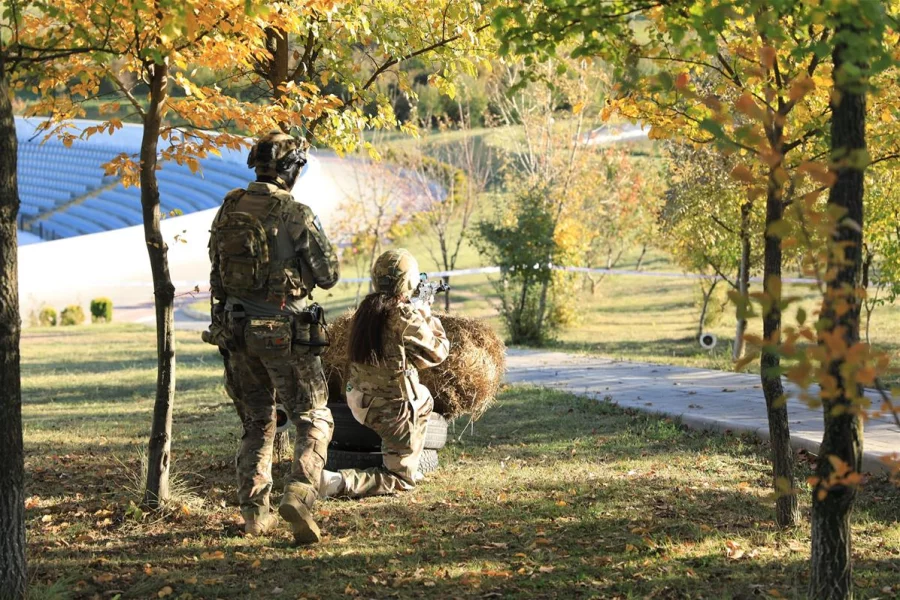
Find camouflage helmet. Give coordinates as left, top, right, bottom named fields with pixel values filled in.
left=247, top=130, right=308, bottom=180
left=371, top=249, right=420, bottom=296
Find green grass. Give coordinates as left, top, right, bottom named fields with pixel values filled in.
left=20, top=325, right=900, bottom=599
left=191, top=241, right=900, bottom=382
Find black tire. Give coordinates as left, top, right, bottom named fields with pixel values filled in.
left=329, top=403, right=382, bottom=451
left=325, top=448, right=439, bottom=475
left=329, top=404, right=449, bottom=452
left=423, top=413, right=448, bottom=450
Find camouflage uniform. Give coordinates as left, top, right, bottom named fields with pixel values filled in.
left=208, top=132, right=340, bottom=532
left=340, top=250, right=450, bottom=497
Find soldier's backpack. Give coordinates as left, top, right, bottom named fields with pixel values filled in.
left=212, top=191, right=283, bottom=298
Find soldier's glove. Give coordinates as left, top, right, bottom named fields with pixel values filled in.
left=202, top=300, right=234, bottom=351
left=211, top=300, right=226, bottom=329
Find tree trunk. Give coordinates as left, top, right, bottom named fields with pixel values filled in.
left=266, top=28, right=290, bottom=103
left=535, top=275, right=550, bottom=344
left=697, top=277, right=719, bottom=339
left=861, top=251, right=873, bottom=345
left=733, top=202, right=752, bottom=360
left=443, top=275, right=451, bottom=312
left=274, top=430, right=291, bottom=465
left=635, top=244, right=647, bottom=271
left=809, top=26, right=866, bottom=599
left=761, top=150, right=800, bottom=530
left=142, top=59, right=177, bottom=509
left=0, top=66, right=27, bottom=600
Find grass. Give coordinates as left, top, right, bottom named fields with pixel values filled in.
left=21, top=325, right=900, bottom=599
left=190, top=243, right=900, bottom=383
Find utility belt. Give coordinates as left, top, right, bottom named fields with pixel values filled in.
left=226, top=303, right=329, bottom=357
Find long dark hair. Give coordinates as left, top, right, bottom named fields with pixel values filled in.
left=348, top=292, right=399, bottom=364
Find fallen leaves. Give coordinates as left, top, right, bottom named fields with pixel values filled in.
left=725, top=540, right=760, bottom=561
left=157, top=586, right=173, bottom=598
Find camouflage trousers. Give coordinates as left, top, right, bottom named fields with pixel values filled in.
left=340, top=391, right=434, bottom=497
left=224, top=340, right=333, bottom=520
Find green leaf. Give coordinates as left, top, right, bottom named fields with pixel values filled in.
left=699, top=118, right=726, bottom=141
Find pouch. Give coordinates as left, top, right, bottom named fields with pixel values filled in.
left=346, top=386, right=372, bottom=425
left=244, top=317, right=292, bottom=359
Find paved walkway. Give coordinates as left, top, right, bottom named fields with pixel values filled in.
left=505, top=349, right=899, bottom=475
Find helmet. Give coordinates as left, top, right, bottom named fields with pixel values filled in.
left=371, top=249, right=420, bottom=296
left=247, top=130, right=308, bottom=181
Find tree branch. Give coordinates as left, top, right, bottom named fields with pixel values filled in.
left=783, top=127, right=823, bottom=153
left=873, top=378, right=900, bottom=430
left=107, top=68, right=147, bottom=119
left=702, top=253, right=738, bottom=289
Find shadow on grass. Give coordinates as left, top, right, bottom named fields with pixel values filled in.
left=23, top=382, right=900, bottom=599
left=27, top=474, right=900, bottom=599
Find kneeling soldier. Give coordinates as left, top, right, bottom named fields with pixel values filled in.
left=319, top=249, right=450, bottom=498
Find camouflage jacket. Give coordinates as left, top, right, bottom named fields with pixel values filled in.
left=349, top=303, right=450, bottom=399
left=209, top=181, right=340, bottom=316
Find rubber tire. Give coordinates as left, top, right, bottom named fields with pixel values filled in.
left=325, top=448, right=439, bottom=475
left=423, top=413, right=448, bottom=450
left=329, top=403, right=382, bottom=451
left=329, top=403, right=449, bottom=452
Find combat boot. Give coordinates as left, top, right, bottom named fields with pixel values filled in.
left=319, top=470, right=345, bottom=499
left=278, top=492, right=321, bottom=545
left=244, top=512, right=278, bottom=536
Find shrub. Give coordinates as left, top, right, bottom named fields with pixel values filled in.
left=38, top=307, right=57, bottom=327
left=60, top=305, right=86, bottom=326
left=90, top=297, right=114, bottom=323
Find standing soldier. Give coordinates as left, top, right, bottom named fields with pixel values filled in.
left=206, top=131, right=339, bottom=544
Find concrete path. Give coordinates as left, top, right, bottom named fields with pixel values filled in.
left=505, top=349, right=899, bottom=475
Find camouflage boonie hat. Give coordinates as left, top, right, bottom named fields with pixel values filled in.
left=372, top=249, right=420, bottom=296
left=247, top=130, right=309, bottom=178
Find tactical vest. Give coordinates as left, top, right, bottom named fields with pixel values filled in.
left=211, top=185, right=307, bottom=305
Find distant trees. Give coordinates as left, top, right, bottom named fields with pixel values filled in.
left=476, top=58, right=657, bottom=343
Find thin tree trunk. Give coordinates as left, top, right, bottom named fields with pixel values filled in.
left=142, top=59, right=177, bottom=509
left=0, top=66, right=27, bottom=600
left=274, top=429, right=291, bottom=464
left=862, top=251, right=874, bottom=345
left=761, top=152, right=799, bottom=530
left=535, top=276, right=550, bottom=343
left=697, top=278, right=719, bottom=339
left=635, top=244, right=647, bottom=271
left=514, top=274, right=530, bottom=343
left=809, top=26, right=866, bottom=599
left=733, top=202, right=752, bottom=360
left=443, top=275, right=450, bottom=312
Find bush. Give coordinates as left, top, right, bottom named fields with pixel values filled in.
left=60, top=305, right=86, bottom=326
left=90, top=297, right=114, bottom=323
left=38, top=307, right=57, bottom=327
